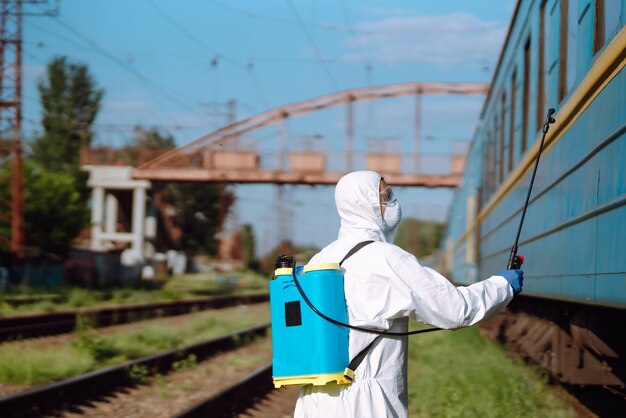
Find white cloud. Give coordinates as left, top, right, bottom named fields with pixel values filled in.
left=342, top=13, right=507, bottom=67
left=360, top=6, right=416, bottom=18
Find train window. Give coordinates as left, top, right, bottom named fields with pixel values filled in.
left=491, top=118, right=497, bottom=192
left=566, top=0, right=578, bottom=93
left=537, top=1, right=546, bottom=131
left=483, top=131, right=491, bottom=201
left=499, top=94, right=506, bottom=180
left=484, top=127, right=495, bottom=198
left=547, top=0, right=559, bottom=109
left=558, top=0, right=568, bottom=102
left=510, top=69, right=517, bottom=169
left=493, top=112, right=500, bottom=188
left=522, top=38, right=531, bottom=153
left=594, top=0, right=605, bottom=53
left=492, top=117, right=498, bottom=190
left=575, top=2, right=594, bottom=86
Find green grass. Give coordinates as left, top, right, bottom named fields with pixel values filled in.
left=406, top=324, right=575, bottom=418
left=0, top=287, right=110, bottom=315
left=107, top=287, right=185, bottom=305
left=0, top=303, right=270, bottom=386
left=0, top=270, right=269, bottom=315
left=162, top=270, right=268, bottom=296
left=0, top=345, right=96, bottom=385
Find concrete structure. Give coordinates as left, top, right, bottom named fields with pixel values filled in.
left=203, top=150, right=259, bottom=170
left=84, top=165, right=151, bottom=263
left=289, top=152, right=325, bottom=172
left=366, top=153, right=402, bottom=175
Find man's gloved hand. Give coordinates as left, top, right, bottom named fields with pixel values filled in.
left=498, top=269, right=524, bottom=295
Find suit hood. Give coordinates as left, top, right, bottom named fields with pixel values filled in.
left=335, top=171, right=387, bottom=242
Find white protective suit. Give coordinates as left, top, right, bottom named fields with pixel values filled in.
left=294, top=171, right=514, bottom=418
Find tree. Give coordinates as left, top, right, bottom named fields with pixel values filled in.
left=130, top=126, right=176, bottom=149
left=0, top=162, right=90, bottom=256
left=2, top=57, right=102, bottom=256
left=123, top=127, right=234, bottom=256
left=260, top=240, right=296, bottom=274
left=121, top=127, right=176, bottom=166
left=258, top=241, right=320, bottom=275
left=31, top=56, right=104, bottom=173
left=158, top=182, right=235, bottom=256
left=393, top=218, right=445, bottom=259
left=240, top=224, right=259, bottom=270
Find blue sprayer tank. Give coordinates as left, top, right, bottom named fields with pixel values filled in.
left=270, top=255, right=352, bottom=388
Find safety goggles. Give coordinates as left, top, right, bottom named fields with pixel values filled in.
left=379, top=185, right=396, bottom=206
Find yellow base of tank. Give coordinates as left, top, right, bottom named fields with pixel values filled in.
left=273, top=368, right=354, bottom=388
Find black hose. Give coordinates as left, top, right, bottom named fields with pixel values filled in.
left=291, top=265, right=442, bottom=336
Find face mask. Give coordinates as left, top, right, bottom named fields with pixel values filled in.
left=382, top=200, right=402, bottom=233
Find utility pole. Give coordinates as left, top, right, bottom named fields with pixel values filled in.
left=226, top=98, right=237, bottom=148
left=0, top=0, right=57, bottom=259
left=226, top=99, right=236, bottom=126
left=414, top=87, right=422, bottom=174
left=345, top=95, right=354, bottom=172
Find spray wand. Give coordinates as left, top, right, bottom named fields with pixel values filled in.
left=506, top=108, right=556, bottom=269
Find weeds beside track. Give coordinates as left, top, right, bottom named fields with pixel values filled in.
left=0, top=294, right=268, bottom=341
left=0, top=324, right=270, bottom=417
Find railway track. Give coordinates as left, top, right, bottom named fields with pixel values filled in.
left=174, top=364, right=299, bottom=418
left=0, top=323, right=270, bottom=417
left=3, top=314, right=607, bottom=417
left=0, top=295, right=68, bottom=306
left=176, top=361, right=623, bottom=418
left=0, top=294, right=268, bottom=341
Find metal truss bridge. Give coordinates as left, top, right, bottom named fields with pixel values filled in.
left=116, top=82, right=488, bottom=187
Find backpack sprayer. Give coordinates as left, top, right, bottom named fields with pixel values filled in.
left=270, top=109, right=556, bottom=388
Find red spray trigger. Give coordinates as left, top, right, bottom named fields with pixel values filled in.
left=512, top=255, right=524, bottom=269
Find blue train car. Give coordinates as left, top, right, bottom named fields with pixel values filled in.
left=443, top=0, right=626, bottom=386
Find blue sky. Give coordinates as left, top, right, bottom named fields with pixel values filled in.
left=22, top=0, right=516, bottom=255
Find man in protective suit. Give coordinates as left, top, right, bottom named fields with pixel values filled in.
left=294, top=171, right=523, bottom=418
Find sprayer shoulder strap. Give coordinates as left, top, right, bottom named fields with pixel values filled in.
left=338, top=240, right=375, bottom=266
left=346, top=335, right=383, bottom=379
left=337, top=239, right=379, bottom=381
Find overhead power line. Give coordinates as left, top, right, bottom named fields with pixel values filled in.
left=337, top=0, right=372, bottom=85
left=146, top=0, right=245, bottom=69
left=147, top=0, right=274, bottom=113
left=147, top=0, right=271, bottom=116
left=207, top=0, right=505, bottom=35
left=286, top=0, right=339, bottom=91
left=27, top=19, right=100, bottom=50
left=207, top=0, right=351, bottom=33
left=25, top=23, right=211, bottom=112
left=32, top=4, right=202, bottom=116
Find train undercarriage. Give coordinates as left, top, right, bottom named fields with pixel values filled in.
left=480, top=296, right=626, bottom=388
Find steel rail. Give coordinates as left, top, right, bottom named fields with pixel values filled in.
left=0, top=293, right=269, bottom=341
left=0, top=295, right=66, bottom=306
left=0, top=323, right=270, bottom=418
left=172, top=363, right=275, bottom=418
